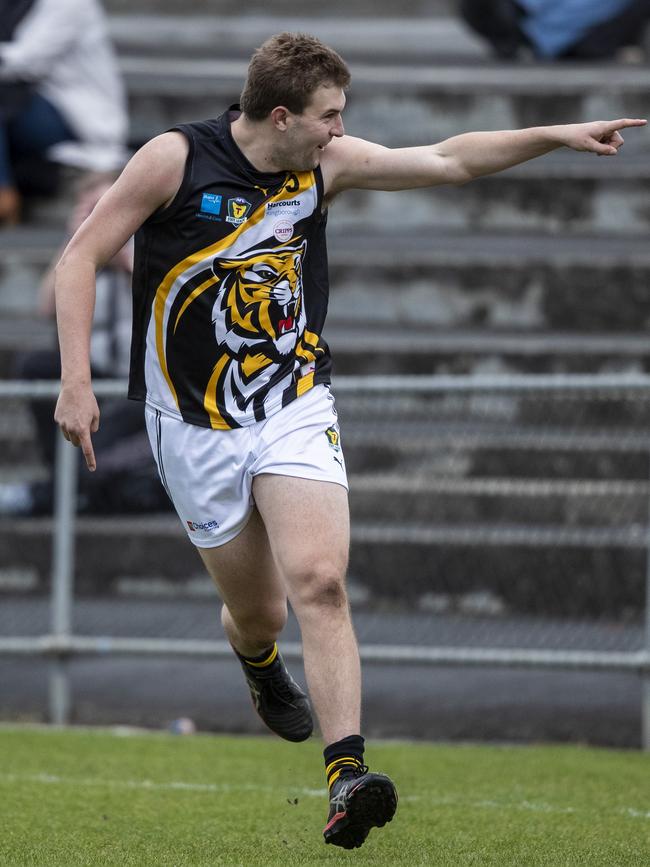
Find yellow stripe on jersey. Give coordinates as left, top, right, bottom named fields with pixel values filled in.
left=241, top=352, right=273, bottom=378
left=296, top=371, right=315, bottom=396
left=203, top=354, right=230, bottom=429
left=153, top=172, right=316, bottom=411
left=295, top=328, right=323, bottom=364
left=173, top=274, right=219, bottom=334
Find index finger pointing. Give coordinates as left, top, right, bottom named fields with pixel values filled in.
left=609, top=118, right=647, bottom=130
left=80, top=431, right=96, bottom=472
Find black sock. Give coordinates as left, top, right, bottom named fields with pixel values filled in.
left=235, top=643, right=277, bottom=668
left=324, top=734, right=365, bottom=788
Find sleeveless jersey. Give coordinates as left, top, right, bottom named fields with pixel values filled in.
left=129, top=107, right=332, bottom=430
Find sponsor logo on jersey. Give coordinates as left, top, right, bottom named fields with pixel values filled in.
left=267, top=199, right=302, bottom=216
left=197, top=192, right=223, bottom=221
left=273, top=219, right=294, bottom=243
left=226, top=197, right=252, bottom=225
left=186, top=519, right=220, bottom=532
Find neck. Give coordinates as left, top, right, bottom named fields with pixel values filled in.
left=230, top=114, right=283, bottom=173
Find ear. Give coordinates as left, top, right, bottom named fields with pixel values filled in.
left=270, top=106, right=292, bottom=131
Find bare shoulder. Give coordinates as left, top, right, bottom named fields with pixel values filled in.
left=320, top=135, right=386, bottom=198
left=60, top=132, right=191, bottom=267
left=115, top=131, right=190, bottom=210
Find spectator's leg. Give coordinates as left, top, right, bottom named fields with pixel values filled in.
left=8, top=91, right=77, bottom=157
left=562, top=0, right=649, bottom=58
left=459, top=0, right=528, bottom=59
left=0, top=122, right=21, bottom=223
left=7, top=92, right=77, bottom=197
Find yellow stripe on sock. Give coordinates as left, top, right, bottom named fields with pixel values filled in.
left=325, top=756, right=361, bottom=776
left=244, top=643, right=278, bottom=668
left=328, top=768, right=344, bottom=787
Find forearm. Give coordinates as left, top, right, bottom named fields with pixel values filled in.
left=54, top=254, right=97, bottom=386
left=438, top=126, right=565, bottom=183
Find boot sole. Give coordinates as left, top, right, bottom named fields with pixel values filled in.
left=324, top=776, right=397, bottom=849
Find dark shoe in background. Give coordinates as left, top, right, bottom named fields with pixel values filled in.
left=459, top=0, right=529, bottom=59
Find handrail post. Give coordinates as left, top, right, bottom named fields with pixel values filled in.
left=48, top=433, right=78, bottom=725
left=641, top=503, right=650, bottom=750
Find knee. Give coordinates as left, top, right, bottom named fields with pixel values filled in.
left=288, top=561, right=349, bottom=613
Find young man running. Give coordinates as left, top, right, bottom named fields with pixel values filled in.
left=52, top=32, right=645, bottom=849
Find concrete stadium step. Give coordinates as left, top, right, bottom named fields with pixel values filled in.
left=328, top=328, right=650, bottom=375
left=3, top=228, right=649, bottom=331
left=341, top=435, right=649, bottom=481
left=325, top=230, right=650, bottom=331
left=0, top=432, right=646, bottom=483
left=0, top=317, right=54, bottom=379
left=1, top=514, right=644, bottom=615
left=2, top=314, right=650, bottom=382
left=109, top=15, right=487, bottom=63
left=337, top=165, right=650, bottom=237
left=347, top=538, right=645, bottom=615
left=23, top=148, right=650, bottom=236
left=0, top=228, right=63, bottom=315
left=349, top=475, right=649, bottom=525
left=120, top=59, right=650, bottom=144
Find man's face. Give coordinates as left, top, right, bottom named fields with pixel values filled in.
left=275, top=84, right=346, bottom=171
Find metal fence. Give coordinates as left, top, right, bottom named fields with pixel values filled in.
left=1, top=375, right=649, bottom=747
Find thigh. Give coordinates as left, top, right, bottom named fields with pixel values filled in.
left=252, top=473, right=350, bottom=590
left=198, top=506, right=287, bottom=619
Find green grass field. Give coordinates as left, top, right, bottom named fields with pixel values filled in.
left=1, top=726, right=649, bottom=866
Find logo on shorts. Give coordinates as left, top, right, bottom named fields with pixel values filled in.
left=325, top=426, right=341, bottom=452
left=226, top=197, right=252, bottom=226
left=187, top=519, right=220, bottom=532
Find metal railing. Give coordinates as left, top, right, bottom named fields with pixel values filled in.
left=1, top=375, right=649, bottom=747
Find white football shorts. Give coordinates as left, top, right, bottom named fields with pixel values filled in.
left=144, top=384, right=348, bottom=548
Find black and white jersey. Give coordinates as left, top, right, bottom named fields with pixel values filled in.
left=129, top=107, right=332, bottom=430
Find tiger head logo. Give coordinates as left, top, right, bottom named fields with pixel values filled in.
left=211, top=240, right=307, bottom=366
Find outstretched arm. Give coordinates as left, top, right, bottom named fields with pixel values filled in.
left=322, top=118, right=647, bottom=195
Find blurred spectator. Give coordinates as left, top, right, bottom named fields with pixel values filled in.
left=0, top=173, right=170, bottom=517
left=0, top=0, right=128, bottom=224
left=460, top=0, right=649, bottom=60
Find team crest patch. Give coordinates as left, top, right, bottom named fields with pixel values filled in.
left=226, top=196, right=252, bottom=226
left=325, top=426, right=341, bottom=451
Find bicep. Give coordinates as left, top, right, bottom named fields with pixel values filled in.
left=323, top=136, right=459, bottom=194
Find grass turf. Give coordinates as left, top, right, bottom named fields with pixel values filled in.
left=0, top=727, right=649, bottom=866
